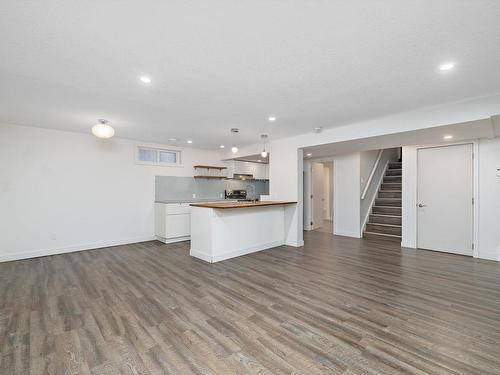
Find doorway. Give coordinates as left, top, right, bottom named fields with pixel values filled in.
left=310, top=161, right=334, bottom=233
left=417, top=143, right=474, bottom=256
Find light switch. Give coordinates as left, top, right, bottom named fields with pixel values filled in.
left=497, top=168, right=500, bottom=177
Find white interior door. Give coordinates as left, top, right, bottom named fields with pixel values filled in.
left=417, top=144, right=473, bottom=255
left=311, top=162, right=324, bottom=230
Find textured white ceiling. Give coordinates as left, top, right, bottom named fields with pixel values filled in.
left=1, top=0, right=500, bottom=149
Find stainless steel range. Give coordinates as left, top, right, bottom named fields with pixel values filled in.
left=224, top=189, right=247, bottom=200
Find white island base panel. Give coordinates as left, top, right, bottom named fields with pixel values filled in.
left=190, top=205, right=286, bottom=263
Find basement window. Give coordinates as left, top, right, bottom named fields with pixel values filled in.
left=136, top=146, right=181, bottom=166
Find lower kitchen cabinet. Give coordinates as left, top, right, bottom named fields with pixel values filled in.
left=155, top=203, right=191, bottom=243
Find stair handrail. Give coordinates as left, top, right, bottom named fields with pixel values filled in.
left=361, top=149, right=384, bottom=200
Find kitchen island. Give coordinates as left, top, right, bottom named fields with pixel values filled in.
left=189, top=201, right=297, bottom=263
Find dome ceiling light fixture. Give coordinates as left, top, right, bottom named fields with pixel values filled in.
left=260, top=134, right=268, bottom=158
left=230, top=128, right=239, bottom=153
left=91, top=119, right=115, bottom=139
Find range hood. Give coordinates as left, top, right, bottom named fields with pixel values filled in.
left=232, top=173, right=254, bottom=180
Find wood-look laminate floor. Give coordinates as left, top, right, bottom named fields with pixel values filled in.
left=1, top=232, right=500, bottom=374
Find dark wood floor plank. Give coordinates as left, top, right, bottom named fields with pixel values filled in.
left=1, top=231, right=500, bottom=374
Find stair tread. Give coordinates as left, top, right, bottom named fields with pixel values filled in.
left=370, top=214, right=402, bottom=218
left=376, top=198, right=402, bottom=200
left=364, top=231, right=402, bottom=238
left=367, top=223, right=401, bottom=228
left=373, top=205, right=402, bottom=208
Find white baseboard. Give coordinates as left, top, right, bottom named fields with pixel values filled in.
left=189, top=249, right=213, bottom=263
left=334, top=230, right=361, bottom=238
left=0, top=236, right=156, bottom=263
left=285, top=240, right=304, bottom=247
left=191, top=240, right=285, bottom=263
left=155, top=235, right=190, bottom=244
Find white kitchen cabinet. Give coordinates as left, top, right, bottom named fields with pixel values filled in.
left=253, top=163, right=269, bottom=180
left=155, top=203, right=191, bottom=243
left=224, top=160, right=269, bottom=180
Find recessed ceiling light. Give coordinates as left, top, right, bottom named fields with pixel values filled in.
left=306, top=153, right=312, bottom=157
left=443, top=135, right=454, bottom=140
left=219, top=145, right=225, bottom=149
left=439, top=63, right=455, bottom=71
left=268, top=116, right=277, bottom=122
left=313, top=127, right=323, bottom=133
left=140, top=76, right=152, bottom=84
left=168, top=138, right=177, bottom=142
left=187, top=140, right=193, bottom=144
left=231, top=146, right=238, bottom=153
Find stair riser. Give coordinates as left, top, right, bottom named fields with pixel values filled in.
left=384, top=176, right=402, bottom=183
left=388, top=162, right=402, bottom=169
left=381, top=183, right=402, bottom=191
left=366, top=224, right=402, bottom=236
left=369, top=215, right=402, bottom=225
left=375, top=199, right=401, bottom=207
left=386, top=169, right=402, bottom=176
left=378, top=191, right=401, bottom=198
left=372, top=206, right=402, bottom=215
left=363, top=232, right=401, bottom=242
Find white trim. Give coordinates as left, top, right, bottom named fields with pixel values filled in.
left=361, top=160, right=389, bottom=235
left=190, top=240, right=285, bottom=263
left=414, top=140, right=478, bottom=257
left=334, top=230, right=361, bottom=238
left=155, top=235, right=190, bottom=244
left=472, top=141, right=479, bottom=258
left=361, top=149, right=384, bottom=199
left=0, top=236, right=156, bottom=263
left=189, top=249, right=213, bottom=263
left=285, top=239, right=304, bottom=247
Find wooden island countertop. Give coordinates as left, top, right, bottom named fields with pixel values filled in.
left=190, top=201, right=297, bottom=209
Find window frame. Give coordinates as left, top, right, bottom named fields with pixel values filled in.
left=135, top=145, right=182, bottom=167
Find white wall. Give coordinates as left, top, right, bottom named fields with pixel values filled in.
left=333, top=153, right=361, bottom=238
left=402, top=138, right=500, bottom=261
left=360, top=149, right=380, bottom=192
left=323, top=163, right=333, bottom=220
left=302, top=160, right=312, bottom=230
left=266, top=94, right=500, bottom=252
left=269, top=147, right=303, bottom=246
left=477, top=138, right=500, bottom=261
left=0, top=123, right=222, bottom=262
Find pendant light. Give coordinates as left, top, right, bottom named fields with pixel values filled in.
left=230, top=128, right=239, bottom=153
left=91, top=119, right=115, bottom=139
left=260, top=134, right=268, bottom=158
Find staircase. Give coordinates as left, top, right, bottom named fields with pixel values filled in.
left=363, top=161, right=402, bottom=242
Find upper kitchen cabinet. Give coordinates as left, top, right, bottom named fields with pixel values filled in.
left=224, top=160, right=268, bottom=180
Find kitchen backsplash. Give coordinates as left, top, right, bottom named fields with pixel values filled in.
left=155, top=176, right=269, bottom=201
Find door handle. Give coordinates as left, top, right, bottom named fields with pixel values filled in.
left=417, top=203, right=426, bottom=208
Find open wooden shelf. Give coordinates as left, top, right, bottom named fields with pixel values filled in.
left=193, top=175, right=227, bottom=179
left=193, top=165, right=227, bottom=170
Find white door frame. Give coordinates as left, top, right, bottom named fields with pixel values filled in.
left=414, top=140, right=479, bottom=258
left=304, top=157, right=335, bottom=232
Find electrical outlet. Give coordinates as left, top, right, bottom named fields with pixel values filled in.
left=220, top=193, right=223, bottom=198
left=192, top=193, right=196, bottom=198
